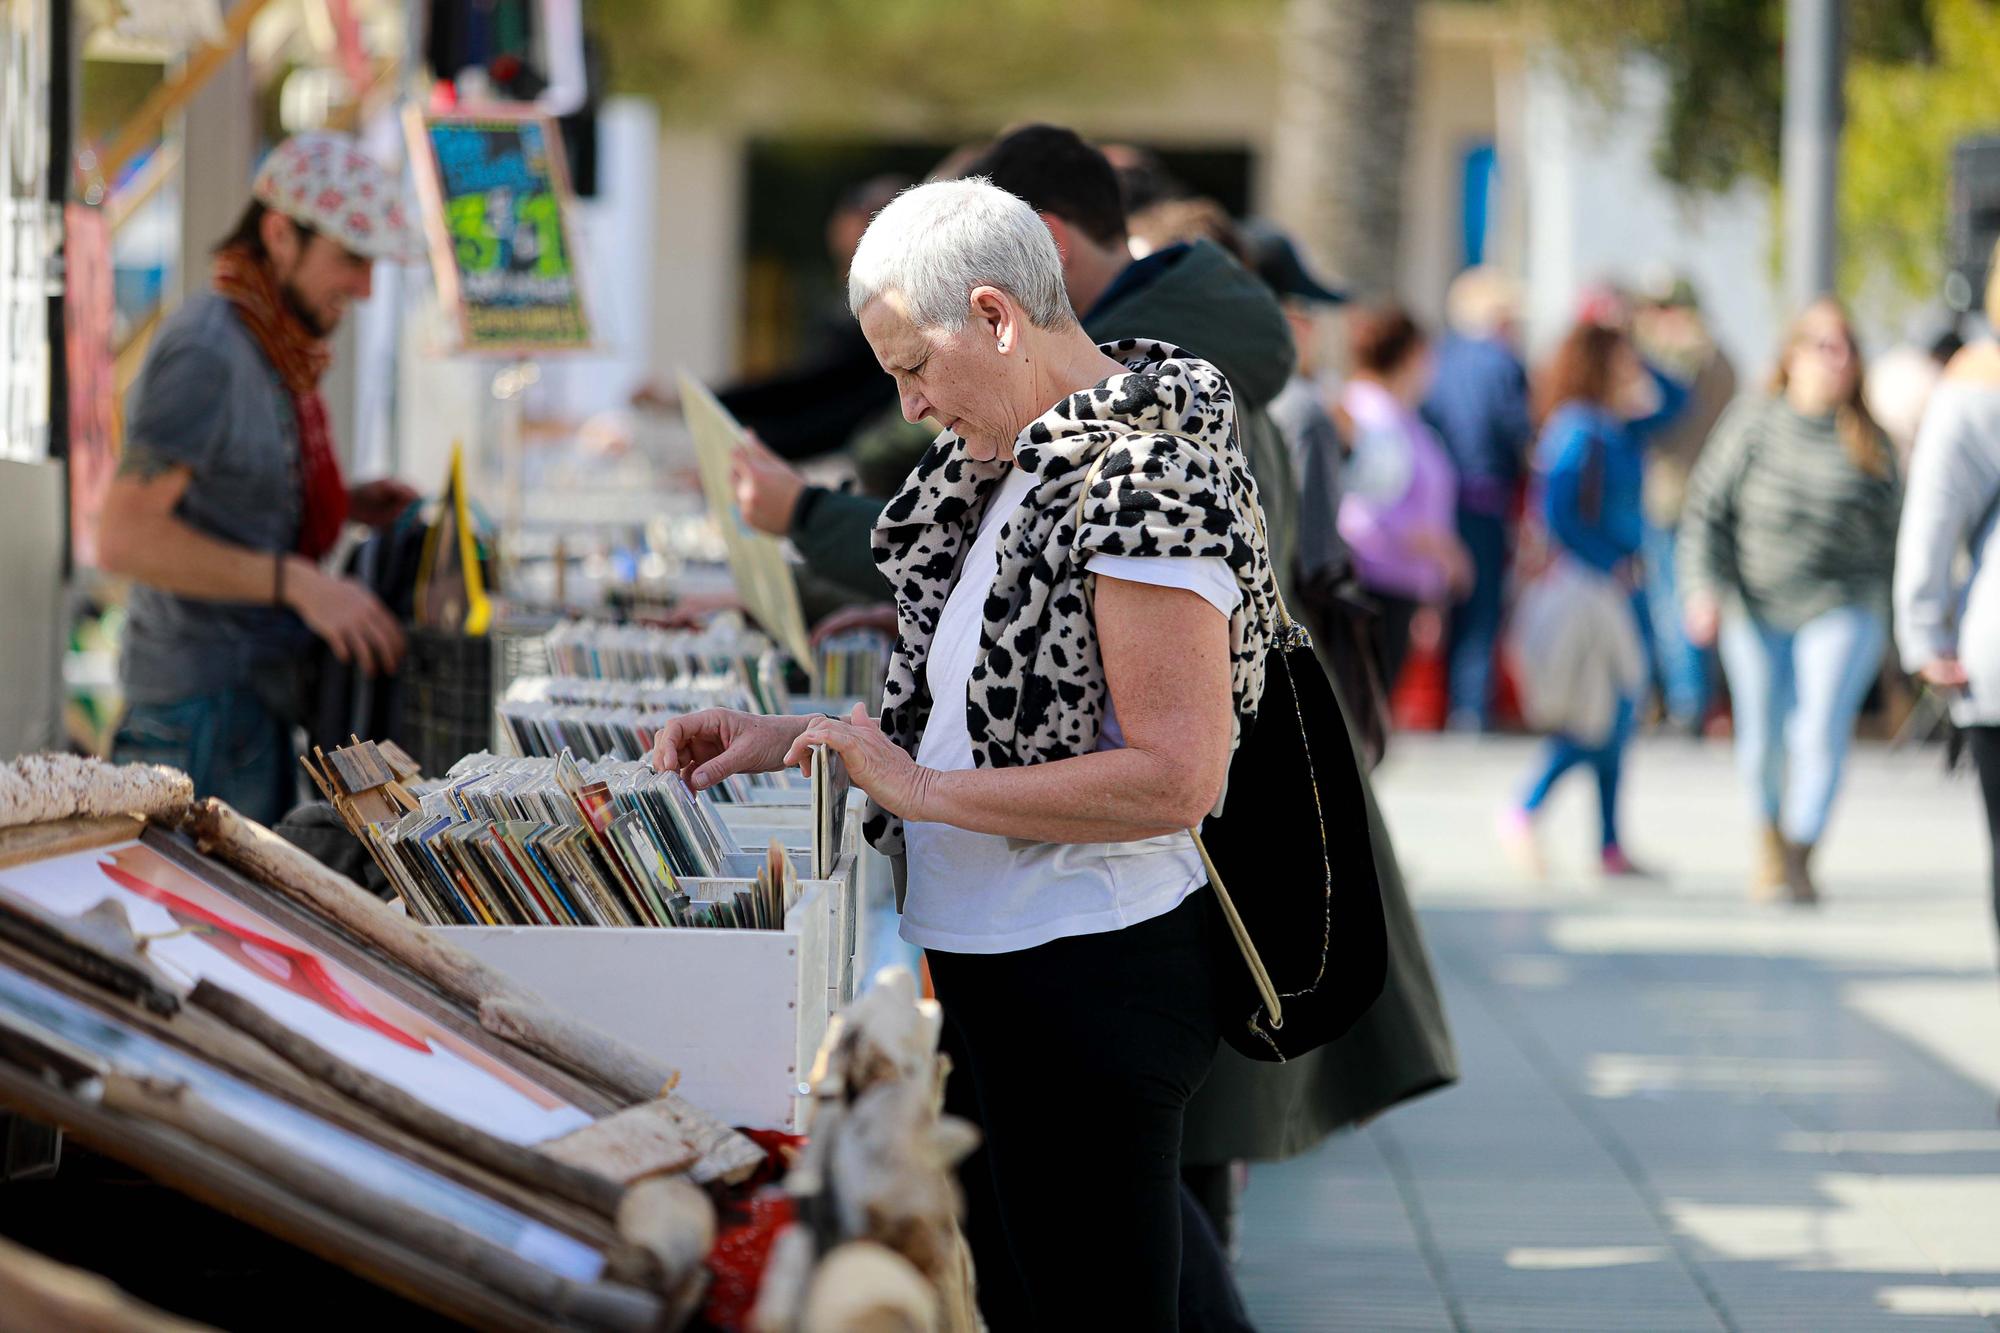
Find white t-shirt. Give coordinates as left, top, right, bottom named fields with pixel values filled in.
left=900, top=464, right=1241, bottom=955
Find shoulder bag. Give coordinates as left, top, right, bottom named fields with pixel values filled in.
left=1077, top=453, right=1391, bottom=1062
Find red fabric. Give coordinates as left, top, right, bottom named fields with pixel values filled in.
left=701, top=1130, right=805, bottom=1330
left=212, top=246, right=349, bottom=559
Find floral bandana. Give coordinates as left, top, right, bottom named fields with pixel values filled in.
left=864, top=339, right=1278, bottom=858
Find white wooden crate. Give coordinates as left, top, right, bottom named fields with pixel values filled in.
left=437, top=870, right=847, bottom=1131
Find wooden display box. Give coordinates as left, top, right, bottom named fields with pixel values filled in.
left=438, top=857, right=856, bottom=1134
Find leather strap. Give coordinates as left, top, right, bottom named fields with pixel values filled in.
left=1190, top=827, right=1283, bottom=1029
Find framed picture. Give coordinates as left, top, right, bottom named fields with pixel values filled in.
left=0, top=813, right=731, bottom=1327
left=404, top=105, right=594, bottom=355
left=0, top=829, right=597, bottom=1143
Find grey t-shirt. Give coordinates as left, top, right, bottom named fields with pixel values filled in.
left=119, top=292, right=315, bottom=707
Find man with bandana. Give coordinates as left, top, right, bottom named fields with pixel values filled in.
left=99, top=133, right=419, bottom=824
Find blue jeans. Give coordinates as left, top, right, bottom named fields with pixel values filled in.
left=111, top=687, right=297, bottom=828
left=1445, top=508, right=1510, bottom=728
left=1521, top=697, right=1636, bottom=851
left=1716, top=605, right=1887, bottom=846
left=1642, top=521, right=1714, bottom=728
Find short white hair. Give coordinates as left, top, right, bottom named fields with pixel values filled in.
left=847, top=177, right=1075, bottom=332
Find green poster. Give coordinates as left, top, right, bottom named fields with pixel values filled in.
left=410, top=111, right=592, bottom=352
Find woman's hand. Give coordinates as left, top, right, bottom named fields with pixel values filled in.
left=1919, top=653, right=1969, bottom=690
left=648, top=708, right=809, bottom=791
left=783, top=704, right=935, bottom=820
left=348, top=477, right=422, bottom=529
left=730, top=432, right=807, bottom=537
left=1683, top=591, right=1721, bottom=648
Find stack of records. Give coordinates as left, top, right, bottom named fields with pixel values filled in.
left=377, top=750, right=795, bottom=928
left=813, top=628, right=892, bottom=701
left=540, top=620, right=789, bottom=711
left=497, top=676, right=763, bottom=762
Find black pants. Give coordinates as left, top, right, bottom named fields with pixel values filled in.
left=928, top=891, right=1227, bottom=1331
left=1966, top=727, right=2000, bottom=941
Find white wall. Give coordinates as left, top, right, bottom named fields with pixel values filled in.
left=534, top=98, right=662, bottom=420
left=1521, top=54, right=1782, bottom=378
left=647, top=127, right=744, bottom=388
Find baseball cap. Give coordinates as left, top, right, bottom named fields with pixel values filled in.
left=1242, top=221, right=1348, bottom=306
left=251, top=132, right=424, bottom=262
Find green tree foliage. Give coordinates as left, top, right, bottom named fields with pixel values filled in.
left=1844, top=0, right=2000, bottom=298
left=1526, top=0, right=1997, bottom=300
left=590, top=0, right=1278, bottom=126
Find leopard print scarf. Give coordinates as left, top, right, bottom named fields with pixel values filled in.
left=864, top=338, right=1277, bottom=857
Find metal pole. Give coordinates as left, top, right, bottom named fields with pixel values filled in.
left=1782, top=0, right=1844, bottom=311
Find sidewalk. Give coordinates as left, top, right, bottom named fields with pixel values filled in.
left=1235, top=734, right=2000, bottom=1332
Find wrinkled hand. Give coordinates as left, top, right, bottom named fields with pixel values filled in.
left=1683, top=591, right=1721, bottom=649
left=348, top=477, right=421, bottom=530
left=287, top=560, right=406, bottom=676
left=630, top=380, right=681, bottom=413
left=647, top=708, right=805, bottom=791
left=784, top=704, right=934, bottom=820
left=1920, top=654, right=1970, bottom=690
left=811, top=603, right=898, bottom=648
left=731, top=432, right=806, bottom=537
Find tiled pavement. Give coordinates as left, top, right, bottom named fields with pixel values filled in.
left=1235, top=735, right=2000, bottom=1332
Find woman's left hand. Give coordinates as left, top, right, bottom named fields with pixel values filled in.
left=782, top=704, right=937, bottom=820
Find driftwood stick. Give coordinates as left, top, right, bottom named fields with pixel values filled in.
left=477, top=999, right=760, bottom=1186
left=0, top=895, right=182, bottom=1016
left=799, top=1241, right=939, bottom=1333
left=98, top=1070, right=661, bottom=1333
left=184, top=799, right=761, bottom=1184
left=0, top=757, right=192, bottom=831
left=187, top=979, right=626, bottom=1219
left=0, top=1232, right=215, bottom=1333
left=605, top=1175, right=715, bottom=1304
left=537, top=1097, right=699, bottom=1184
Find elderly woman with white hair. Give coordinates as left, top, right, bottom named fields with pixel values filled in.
left=650, top=178, right=1278, bottom=1325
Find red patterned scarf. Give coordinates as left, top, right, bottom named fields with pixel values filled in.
left=212, top=246, right=349, bottom=559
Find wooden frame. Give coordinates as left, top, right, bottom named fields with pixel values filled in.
left=0, top=976, right=654, bottom=1332
left=402, top=103, right=595, bottom=356
left=0, top=807, right=758, bottom=1328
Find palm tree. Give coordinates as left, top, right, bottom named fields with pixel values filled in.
left=1268, top=0, right=1418, bottom=298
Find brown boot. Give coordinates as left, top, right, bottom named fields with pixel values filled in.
left=1752, top=824, right=1787, bottom=902
left=1781, top=840, right=1820, bottom=905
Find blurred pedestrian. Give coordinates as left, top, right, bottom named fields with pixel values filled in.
left=1422, top=267, right=1531, bottom=732
left=1869, top=343, right=1944, bottom=467
left=1501, top=319, right=1674, bottom=877
left=632, top=175, right=911, bottom=463
left=1895, top=244, right=2000, bottom=945
left=1240, top=222, right=1398, bottom=771
left=1128, top=195, right=1250, bottom=264
left=1681, top=299, right=1901, bottom=904
left=1634, top=275, right=1737, bottom=735
left=99, top=134, right=418, bottom=827
left=1338, top=305, right=1470, bottom=690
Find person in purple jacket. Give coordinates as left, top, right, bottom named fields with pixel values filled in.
left=1338, top=305, right=1471, bottom=690
left=1502, top=315, right=1687, bottom=876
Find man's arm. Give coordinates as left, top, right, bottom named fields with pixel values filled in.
left=99, top=450, right=290, bottom=602
left=97, top=448, right=406, bottom=675
left=791, top=488, right=895, bottom=603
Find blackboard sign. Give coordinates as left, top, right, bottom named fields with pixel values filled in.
left=406, top=108, right=593, bottom=353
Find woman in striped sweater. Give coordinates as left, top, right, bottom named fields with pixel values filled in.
left=1679, top=299, right=1902, bottom=903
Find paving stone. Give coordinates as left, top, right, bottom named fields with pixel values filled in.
left=1236, top=737, right=2000, bottom=1333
